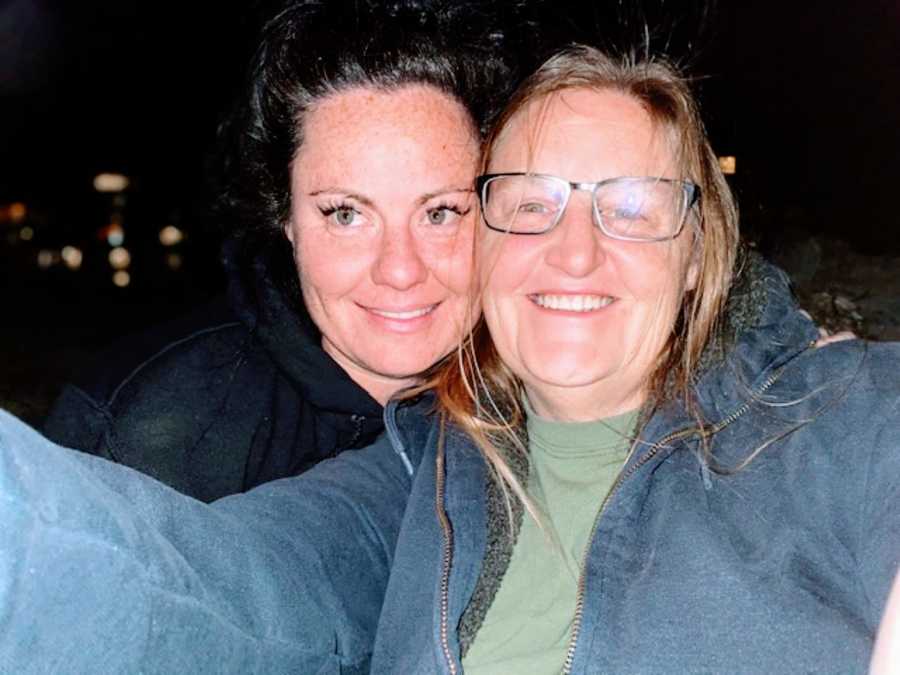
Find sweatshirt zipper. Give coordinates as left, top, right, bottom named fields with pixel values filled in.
left=560, top=365, right=787, bottom=674
left=435, top=441, right=459, bottom=674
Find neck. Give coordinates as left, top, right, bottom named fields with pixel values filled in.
left=322, top=344, right=418, bottom=406
left=359, top=376, right=418, bottom=406
left=524, top=383, right=645, bottom=422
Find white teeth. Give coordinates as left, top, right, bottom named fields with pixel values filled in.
left=532, top=294, right=614, bottom=312
left=370, top=305, right=436, bottom=320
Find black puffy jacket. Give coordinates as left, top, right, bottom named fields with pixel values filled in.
left=42, top=238, right=385, bottom=502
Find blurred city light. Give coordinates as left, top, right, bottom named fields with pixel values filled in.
left=112, top=270, right=131, bottom=288
left=718, top=156, right=737, bottom=175
left=19, top=226, right=34, bottom=241
left=93, top=173, right=130, bottom=193
left=9, top=202, right=26, bottom=222
left=37, top=249, right=57, bottom=269
left=105, top=223, right=125, bottom=247
left=108, top=246, right=131, bottom=270
left=159, top=225, right=184, bottom=246
left=61, top=246, right=83, bottom=271
left=166, top=252, right=183, bottom=270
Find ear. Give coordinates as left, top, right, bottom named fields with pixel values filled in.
left=685, top=254, right=700, bottom=292
left=683, top=223, right=703, bottom=292
left=284, top=219, right=296, bottom=247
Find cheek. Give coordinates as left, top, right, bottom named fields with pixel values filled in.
left=615, top=241, right=692, bottom=302
left=295, top=229, right=373, bottom=302
left=478, top=234, right=535, bottom=297
left=444, top=242, right=475, bottom=294
left=421, top=227, right=477, bottom=297
left=479, top=237, right=536, bottom=356
left=617, top=246, right=693, bottom=353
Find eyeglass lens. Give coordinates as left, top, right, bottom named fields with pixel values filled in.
left=483, top=175, right=688, bottom=240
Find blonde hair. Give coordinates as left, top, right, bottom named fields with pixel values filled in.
left=419, top=45, right=740, bottom=514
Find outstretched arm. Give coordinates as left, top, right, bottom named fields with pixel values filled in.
left=0, top=409, right=410, bottom=673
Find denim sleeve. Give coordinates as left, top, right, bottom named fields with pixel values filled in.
left=0, top=409, right=409, bottom=674
left=858, top=393, right=900, bottom=629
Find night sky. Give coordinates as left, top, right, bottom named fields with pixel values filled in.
left=2, top=0, right=899, bottom=254
left=0, top=0, right=898, bottom=420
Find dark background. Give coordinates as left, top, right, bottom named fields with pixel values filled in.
left=1, top=0, right=899, bottom=421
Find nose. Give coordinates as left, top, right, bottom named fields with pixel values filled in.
left=371, top=224, right=429, bottom=290
left=545, top=192, right=605, bottom=277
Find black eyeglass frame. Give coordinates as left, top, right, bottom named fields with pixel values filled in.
left=475, top=173, right=701, bottom=242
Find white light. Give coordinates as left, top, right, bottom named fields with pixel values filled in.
left=718, top=156, right=737, bottom=175
left=106, top=224, right=125, bottom=247
left=62, top=246, right=83, bottom=271
left=37, top=249, right=56, bottom=269
left=94, top=173, right=130, bottom=193
left=112, top=270, right=131, bottom=287
left=108, top=246, right=131, bottom=270
left=159, top=225, right=184, bottom=246
left=19, top=226, right=34, bottom=241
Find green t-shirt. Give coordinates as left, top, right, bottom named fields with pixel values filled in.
left=462, top=403, right=638, bottom=675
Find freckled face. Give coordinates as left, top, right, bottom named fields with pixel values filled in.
left=285, top=85, right=480, bottom=404
left=480, top=88, right=698, bottom=421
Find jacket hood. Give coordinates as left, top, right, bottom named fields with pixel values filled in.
left=222, top=234, right=383, bottom=419
left=691, top=252, right=819, bottom=425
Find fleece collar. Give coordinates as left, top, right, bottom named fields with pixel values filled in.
left=221, top=235, right=383, bottom=420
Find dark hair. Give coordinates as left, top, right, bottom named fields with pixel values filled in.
left=214, top=0, right=514, bottom=293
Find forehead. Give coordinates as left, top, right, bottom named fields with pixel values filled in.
left=294, top=85, right=479, bottom=190
left=489, top=87, right=676, bottom=179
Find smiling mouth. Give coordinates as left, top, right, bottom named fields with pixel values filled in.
left=367, top=303, right=439, bottom=320
left=530, top=294, right=616, bottom=312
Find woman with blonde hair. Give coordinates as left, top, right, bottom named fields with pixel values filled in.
left=0, top=45, right=898, bottom=673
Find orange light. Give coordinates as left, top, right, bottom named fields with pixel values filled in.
left=94, top=173, right=130, bottom=193
left=718, top=156, right=736, bottom=175
left=108, top=247, right=131, bottom=270
left=166, top=252, right=183, bottom=270
left=62, top=246, right=83, bottom=271
left=9, top=202, right=26, bottom=222
left=112, top=270, right=131, bottom=287
left=159, top=225, right=184, bottom=246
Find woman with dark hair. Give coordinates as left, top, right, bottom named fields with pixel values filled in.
left=1, top=45, right=897, bottom=673
left=41, top=0, right=512, bottom=502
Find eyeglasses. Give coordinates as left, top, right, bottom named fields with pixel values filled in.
left=476, top=173, right=700, bottom=242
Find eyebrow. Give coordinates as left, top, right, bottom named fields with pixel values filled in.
left=307, top=189, right=375, bottom=207
left=307, top=186, right=474, bottom=207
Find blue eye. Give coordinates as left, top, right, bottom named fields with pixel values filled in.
left=319, top=204, right=361, bottom=227
left=520, top=202, right=549, bottom=214
left=424, top=203, right=470, bottom=227
left=426, top=207, right=453, bottom=225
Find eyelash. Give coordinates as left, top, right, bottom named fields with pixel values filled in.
left=430, top=202, right=470, bottom=217
left=317, top=201, right=358, bottom=217
left=315, top=200, right=471, bottom=223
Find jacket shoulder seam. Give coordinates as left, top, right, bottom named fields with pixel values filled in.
left=108, top=321, right=245, bottom=406
left=62, top=383, right=111, bottom=419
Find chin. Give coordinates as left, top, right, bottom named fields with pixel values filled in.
left=369, top=355, right=440, bottom=381
left=524, top=351, right=614, bottom=389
